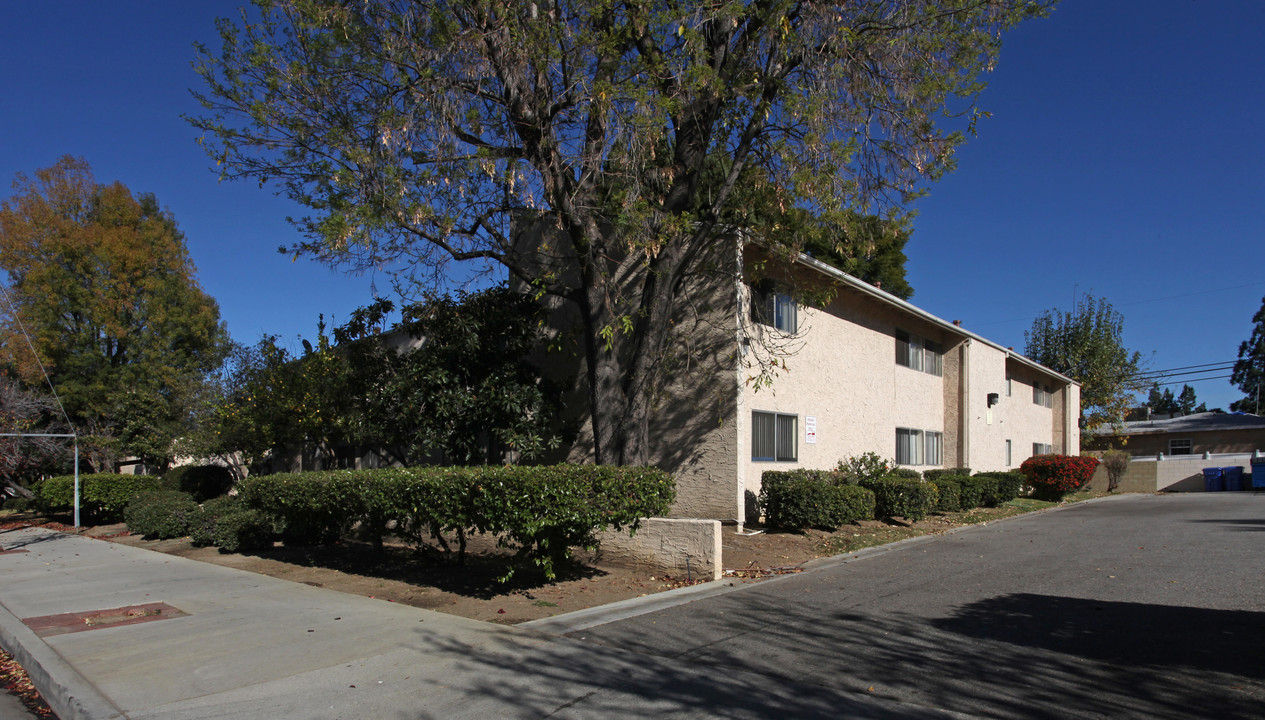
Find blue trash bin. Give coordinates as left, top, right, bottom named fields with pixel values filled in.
left=1202, top=467, right=1225, bottom=492
left=1253, top=461, right=1265, bottom=489
left=1223, top=466, right=1244, bottom=492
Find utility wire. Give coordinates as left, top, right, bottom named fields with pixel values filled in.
left=0, top=284, right=76, bottom=431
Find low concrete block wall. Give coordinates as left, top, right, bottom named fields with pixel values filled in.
left=1086, top=462, right=1157, bottom=494
left=596, top=518, right=722, bottom=581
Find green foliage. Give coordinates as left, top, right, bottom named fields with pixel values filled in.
left=1020, top=455, right=1100, bottom=501
left=794, top=211, right=915, bottom=300
left=929, top=478, right=962, bottom=512
left=946, top=475, right=985, bottom=509
left=758, top=470, right=875, bottom=531
left=974, top=471, right=1024, bottom=502
left=213, top=285, right=560, bottom=469
left=1231, top=295, right=1265, bottom=413
left=211, top=508, right=275, bottom=553
left=1100, top=450, right=1130, bottom=492
left=0, top=157, right=229, bottom=469
left=238, top=465, right=674, bottom=580
left=124, top=491, right=199, bottom=539
left=37, top=473, right=171, bottom=523
left=888, top=468, right=923, bottom=480
left=190, top=0, right=1052, bottom=467
left=164, top=464, right=234, bottom=503
left=924, top=468, right=972, bottom=481
left=859, top=476, right=939, bottom=522
left=834, top=452, right=895, bottom=486
left=334, top=287, right=563, bottom=465
left=1024, top=294, right=1143, bottom=431
left=189, top=496, right=244, bottom=547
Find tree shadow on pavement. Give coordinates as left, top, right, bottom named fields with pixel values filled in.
left=565, top=588, right=1265, bottom=720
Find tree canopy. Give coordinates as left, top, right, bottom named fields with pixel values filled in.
left=212, top=286, right=560, bottom=471
left=0, top=157, right=229, bottom=470
left=1024, top=293, right=1144, bottom=431
left=1230, top=295, right=1265, bottom=414
left=191, top=0, right=1053, bottom=465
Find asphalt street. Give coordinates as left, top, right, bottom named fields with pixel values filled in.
left=568, top=493, right=1265, bottom=719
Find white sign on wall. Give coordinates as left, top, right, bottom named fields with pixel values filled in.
left=805, top=415, right=817, bottom=444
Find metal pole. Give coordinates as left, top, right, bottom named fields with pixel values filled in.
left=73, top=441, right=80, bottom=529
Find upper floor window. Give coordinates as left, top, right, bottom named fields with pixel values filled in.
left=1033, top=384, right=1054, bottom=408
left=751, top=281, right=797, bottom=334
left=896, top=330, right=943, bottom=377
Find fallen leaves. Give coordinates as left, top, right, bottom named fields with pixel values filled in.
left=0, top=648, right=56, bottom=718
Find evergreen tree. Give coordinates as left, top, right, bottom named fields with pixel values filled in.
left=1230, top=296, right=1265, bottom=413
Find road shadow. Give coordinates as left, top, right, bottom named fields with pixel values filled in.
left=568, top=587, right=1265, bottom=719
left=1190, top=517, right=1265, bottom=531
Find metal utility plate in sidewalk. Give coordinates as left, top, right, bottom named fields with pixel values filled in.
left=22, top=602, right=187, bottom=638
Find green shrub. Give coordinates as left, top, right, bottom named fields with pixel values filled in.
left=2, top=497, right=34, bottom=512
left=834, top=452, right=893, bottom=485
left=164, top=464, right=235, bottom=502
left=974, top=471, right=1024, bottom=502
left=952, top=475, right=997, bottom=509
left=124, top=491, right=199, bottom=539
left=759, top=471, right=875, bottom=530
left=213, top=508, right=274, bottom=552
left=888, top=468, right=922, bottom=480
left=859, top=476, right=939, bottom=522
left=930, top=478, right=962, bottom=512
left=36, top=474, right=172, bottom=523
left=189, top=496, right=246, bottom=547
left=1021, top=455, right=1100, bottom=501
left=924, top=467, right=971, bottom=482
left=238, top=464, right=675, bottom=580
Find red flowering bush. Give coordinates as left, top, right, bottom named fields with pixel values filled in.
left=1020, top=455, right=1100, bottom=500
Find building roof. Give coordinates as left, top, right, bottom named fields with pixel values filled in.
left=793, top=253, right=1078, bottom=387
left=1089, top=411, right=1265, bottom=436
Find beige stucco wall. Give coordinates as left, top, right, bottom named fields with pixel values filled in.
left=738, top=280, right=951, bottom=498
left=596, top=518, right=722, bottom=581
left=1091, top=428, right=1265, bottom=457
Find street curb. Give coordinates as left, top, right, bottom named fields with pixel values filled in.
left=527, top=493, right=1138, bottom=634
left=0, top=535, right=125, bottom=720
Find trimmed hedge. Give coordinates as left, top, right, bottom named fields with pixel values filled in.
left=859, top=476, right=939, bottom=522
left=238, top=464, right=675, bottom=580
left=974, top=471, right=1024, bottom=502
left=759, top=471, right=875, bottom=530
left=165, top=464, right=235, bottom=502
left=924, top=468, right=971, bottom=482
left=211, top=509, right=274, bottom=553
left=124, top=491, right=199, bottom=539
left=888, top=468, right=923, bottom=480
left=36, top=474, right=172, bottom=523
left=930, top=478, right=962, bottom=512
left=1021, top=455, right=1100, bottom=501
left=948, top=475, right=995, bottom=509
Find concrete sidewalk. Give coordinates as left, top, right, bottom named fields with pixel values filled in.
left=0, top=527, right=967, bottom=720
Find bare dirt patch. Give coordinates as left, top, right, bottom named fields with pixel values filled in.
left=2, top=496, right=1086, bottom=628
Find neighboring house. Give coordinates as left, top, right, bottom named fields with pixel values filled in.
left=545, top=239, right=1082, bottom=527
left=1086, top=411, right=1265, bottom=457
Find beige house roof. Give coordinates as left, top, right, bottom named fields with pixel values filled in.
left=1089, top=411, right=1265, bottom=436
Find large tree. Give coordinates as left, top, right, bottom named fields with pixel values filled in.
left=191, top=0, right=1053, bottom=466
left=1025, top=294, right=1144, bottom=431
left=1230, top=295, right=1265, bottom=414
left=0, top=157, right=230, bottom=471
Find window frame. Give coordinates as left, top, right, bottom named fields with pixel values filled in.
left=1032, top=442, right=1053, bottom=456
left=751, top=282, right=797, bottom=334
left=925, top=431, right=943, bottom=466
left=752, top=410, right=799, bottom=462
left=1168, top=438, right=1192, bottom=456
left=896, top=427, right=925, bottom=465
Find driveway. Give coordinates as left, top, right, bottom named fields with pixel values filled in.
left=568, top=493, right=1265, bottom=719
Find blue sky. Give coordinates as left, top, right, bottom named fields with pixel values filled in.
left=2, top=1, right=1262, bottom=412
